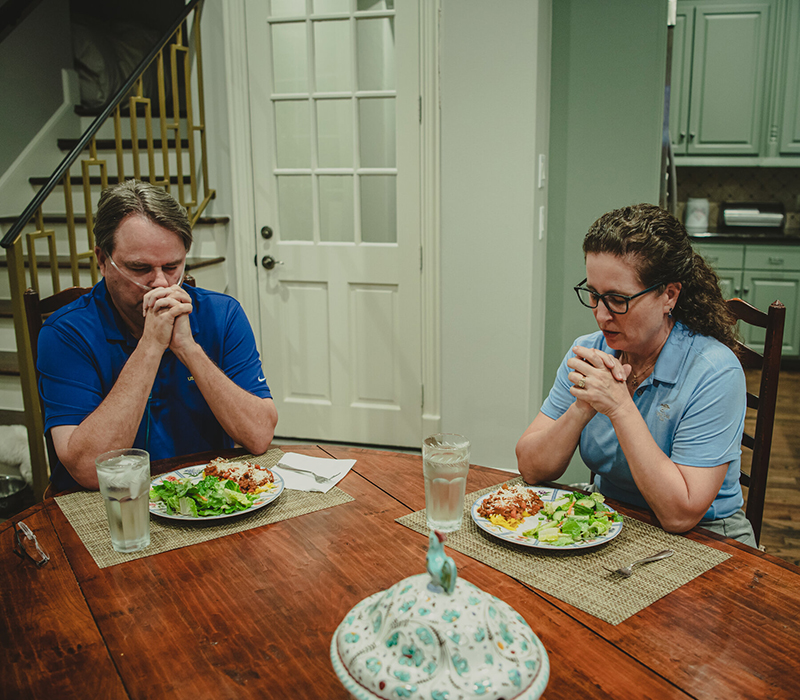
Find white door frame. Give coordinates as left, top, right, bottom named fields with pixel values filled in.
left=418, top=0, right=442, bottom=438
left=221, top=0, right=442, bottom=443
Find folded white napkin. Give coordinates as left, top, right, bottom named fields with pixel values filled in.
left=273, top=452, right=356, bottom=493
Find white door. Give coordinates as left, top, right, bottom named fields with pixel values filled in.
left=245, top=0, right=422, bottom=446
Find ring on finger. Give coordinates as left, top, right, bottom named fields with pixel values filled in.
left=578, top=378, right=586, bottom=389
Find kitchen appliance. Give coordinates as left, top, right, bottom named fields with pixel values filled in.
left=718, top=202, right=786, bottom=232
left=685, top=197, right=710, bottom=232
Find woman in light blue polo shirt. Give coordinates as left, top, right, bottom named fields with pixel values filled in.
left=517, top=203, right=756, bottom=547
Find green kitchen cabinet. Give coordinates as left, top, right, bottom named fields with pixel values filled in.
left=716, top=269, right=745, bottom=300
left=741, top=272, right=799, bottom=352
left=694, top=241, right=800, bottom=355
left=692, top=242, right=745, bottom=297
left=742, top=246, right=800, bottom=354
left=778, top=0, right=800, bottom=154
left=671, top=1, right=776, bottom=157
left=669, top=6, right=694, bottom=153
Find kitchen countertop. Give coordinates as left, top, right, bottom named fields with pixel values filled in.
left=689, top=227, right=800, bottom=244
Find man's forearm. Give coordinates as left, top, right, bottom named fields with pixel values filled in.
left=177, top=344, right=277, bottom=454
left=53, top=342, right=164, bottom=489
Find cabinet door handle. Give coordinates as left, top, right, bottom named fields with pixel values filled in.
left=707, top=256, right=719, bottom=264
left=768, top=257, right=784, bottom=265
left=743, top=287, right=750, bottom=295
left=689, top=131, right=696, bottom=140
left=734, top=287, right=741, bottom=295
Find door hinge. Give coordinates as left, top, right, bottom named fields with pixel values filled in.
left=419, top=96, right=422, bottom=124
left=420, top=246, right=423, bottom=272
left=421, top=384, right=424, bottom=409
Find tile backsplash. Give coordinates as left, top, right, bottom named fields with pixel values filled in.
left=677, top=166, right=800, bottom=229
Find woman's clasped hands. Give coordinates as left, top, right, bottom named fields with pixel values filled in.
left=567, top=345, right=632, bottom=418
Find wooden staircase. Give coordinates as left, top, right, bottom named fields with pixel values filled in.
left=1, top=0, right=218, bottom=499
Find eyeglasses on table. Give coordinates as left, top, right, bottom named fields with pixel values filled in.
left=12, top=520, right=50, bottom=568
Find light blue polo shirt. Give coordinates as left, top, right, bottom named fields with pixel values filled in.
left=540, top=321, right=746, bottom=520
left=38, top=280, right=272, bottom=491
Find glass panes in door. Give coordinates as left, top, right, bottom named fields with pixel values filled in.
left=268, top=0, right=397, bottom=243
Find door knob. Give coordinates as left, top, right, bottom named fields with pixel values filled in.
left=261, top=255, right=283, bottom=270
left=261, top=226, right=273, bottom=239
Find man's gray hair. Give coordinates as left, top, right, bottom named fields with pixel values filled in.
left=93, top=180, right=192, bottom=255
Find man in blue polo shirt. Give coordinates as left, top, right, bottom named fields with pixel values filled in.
left=37, top=180, right=278, bottom=490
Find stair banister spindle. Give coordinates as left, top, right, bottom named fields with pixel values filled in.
left=114, top=105, right=125, bottom=184
left=62, top=169, right=80, bottom=287
left=157, top=50, right=170, bottom=190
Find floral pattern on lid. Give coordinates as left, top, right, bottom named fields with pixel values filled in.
left=330, top=532, right=549, bottom=700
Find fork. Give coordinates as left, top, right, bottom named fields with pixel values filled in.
left=277, top=464, right=341, bottom=483
left=606, top=549, right=674, bottom=577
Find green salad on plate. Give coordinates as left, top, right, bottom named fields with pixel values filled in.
left=149, top=474, right=258, bottom=517
left=523, top=491, right=623, bottom=546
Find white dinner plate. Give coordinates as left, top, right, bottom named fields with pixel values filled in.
left=470, top=485, right=623, bottom=550
left=149, top=464, right=284, bottom=521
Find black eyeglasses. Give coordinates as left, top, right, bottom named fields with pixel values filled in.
left=12, top=521, right=49, bottom=568
left=574, top=278, right=662, bottom=315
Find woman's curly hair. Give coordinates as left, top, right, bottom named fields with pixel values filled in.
left=583, top=203, right=739, bottom=353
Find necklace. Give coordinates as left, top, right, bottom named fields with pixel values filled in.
left=621, top=352, right=657, bottom=389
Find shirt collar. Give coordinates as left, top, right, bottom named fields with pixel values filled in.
left=647, top=321, right=689, bottom=387
left=94, top=279, right=132, bottom=345
left=609, top=321, right=688, bottom=389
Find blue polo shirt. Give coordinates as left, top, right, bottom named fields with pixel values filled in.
left=540, top=322, right=746, bottom=520
left=38, top=280, right=272, bottom=491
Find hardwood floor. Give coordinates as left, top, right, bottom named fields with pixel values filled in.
left=746, top=369, right=800, bottom=565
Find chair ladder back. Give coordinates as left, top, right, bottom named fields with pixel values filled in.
left=23, top=289, right=44, bottom=369
left=23, top=286, right=94, bottom=487
left=727, top=297, right=785, bottom=546
left=25, top=287, right=93, bottom=367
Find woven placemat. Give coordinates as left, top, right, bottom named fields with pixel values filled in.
left=397, top=477, right=731, bottom=625
left=55, top=449, right=354, bottom=569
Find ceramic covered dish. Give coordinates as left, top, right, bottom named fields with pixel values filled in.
left=330, top=531, right=549, bottom=700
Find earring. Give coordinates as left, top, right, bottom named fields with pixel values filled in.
left=668, top=308, right=673, bottom=318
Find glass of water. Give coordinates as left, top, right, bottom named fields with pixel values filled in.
left=95, top=448, right=151, bottom=553
left=422, top=433, right=470, bottom=532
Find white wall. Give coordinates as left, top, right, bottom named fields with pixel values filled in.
left=545, top=0, right=667, bottom=483
left=0, top=0, right=79, bottom=216
left=439, top=0, right=551, bottom=472
left=0, top=0, right=73, bottom=178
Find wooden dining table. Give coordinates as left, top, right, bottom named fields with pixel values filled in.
left=2, top=444, right=799, bottom=700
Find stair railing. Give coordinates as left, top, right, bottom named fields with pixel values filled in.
left=1, top=0, right=214, bottom=500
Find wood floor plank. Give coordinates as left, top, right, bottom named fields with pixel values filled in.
left=746, top=369, right=800, bottom=564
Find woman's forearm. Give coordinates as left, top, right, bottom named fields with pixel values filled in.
left=608, top=402, right=725, bottom=531
left=516, top=404, right=593, bottom=483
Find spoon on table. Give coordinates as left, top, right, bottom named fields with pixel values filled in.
left=606, top=549, right=674, bottom=578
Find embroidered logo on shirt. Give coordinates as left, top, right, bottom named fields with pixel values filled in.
left=257, top=375, right=266, bottom=382
left=187, top=375, right=195, bottom=382
left=657, top=403, right=670, bottom=421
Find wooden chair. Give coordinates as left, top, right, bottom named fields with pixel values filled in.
left=24, top=274, right=196, bottom=497
left=727, top=298, right=786, bottom=546
left=24, top=286, right=94, bottom=495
